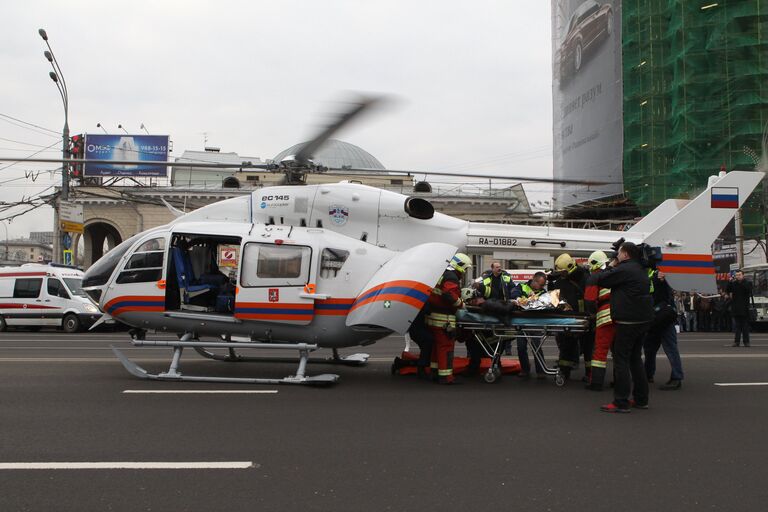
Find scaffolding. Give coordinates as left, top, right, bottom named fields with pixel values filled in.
left=622, top=0, right=767, bottom=235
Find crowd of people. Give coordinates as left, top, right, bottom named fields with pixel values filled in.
left=676, top=290, right=734, bottom=333
left=397, top=244, right=755, bottom=414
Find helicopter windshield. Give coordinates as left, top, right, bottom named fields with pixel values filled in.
left=82, top=234, right=141, bottom=288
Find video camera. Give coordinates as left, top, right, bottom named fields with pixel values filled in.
left=610, top=237, right=663, bottom=270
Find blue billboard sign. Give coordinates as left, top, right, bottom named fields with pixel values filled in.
left=83, top=134, right=169, bottom=177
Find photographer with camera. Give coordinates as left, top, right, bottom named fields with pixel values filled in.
left=587, top=240, right=655, bottom=413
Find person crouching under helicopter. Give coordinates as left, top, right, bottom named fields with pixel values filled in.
left=510, top=272, right=548, bottom=378
left=583, top=250, right=614, bottom=390
left=548, top=253, right=591, bottom=382
left=426, top=253, right=472, bottom=384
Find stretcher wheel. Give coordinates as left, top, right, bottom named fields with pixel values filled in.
left=555, top=373, right=566, bottom=387
left=484, top=369, right=498, bottom=384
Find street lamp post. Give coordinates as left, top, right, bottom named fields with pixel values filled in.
left=39, top=28, right=69, bottom=203
left=40, top=28, right=70, bottom=264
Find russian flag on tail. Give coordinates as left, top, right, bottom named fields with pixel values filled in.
left=711, top=187, right=739, bottom=208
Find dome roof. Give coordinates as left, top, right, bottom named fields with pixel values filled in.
left=273, top=139, right=385, bottom=170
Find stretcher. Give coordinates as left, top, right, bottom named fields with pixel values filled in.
left=455, top=308, right=591, bottom=385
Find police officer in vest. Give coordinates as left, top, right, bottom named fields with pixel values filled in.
left=510, top=271, right=548, bottom=378
left=479, top=262, right=513, bottom=302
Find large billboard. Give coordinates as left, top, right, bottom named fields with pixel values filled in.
left=552, top=0, right=623, bottom=209
left=84, top=134, right=169, bottom=177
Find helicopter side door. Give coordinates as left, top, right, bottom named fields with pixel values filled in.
left=235, top=242, right=315, bottom=325
left=101, top=234, right=168, bottom=322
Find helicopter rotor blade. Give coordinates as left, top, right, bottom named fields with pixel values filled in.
left=0, top=157, right=275, bottom=170
left=0, top=157, right=614, bottom=186
left=326, top=167, right=617, bottom=186
left=294, top=96, right=382, bottom=166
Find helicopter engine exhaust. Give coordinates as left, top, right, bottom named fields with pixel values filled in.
left=404, top=197, right=434, bottom=220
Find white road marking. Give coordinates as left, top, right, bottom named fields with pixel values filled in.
left=0, top=358, right=187, bottom=363
left=714, top=382, right=768, bottom=387
left=0, top=347, right=150, bottom=350
left=0, top=462, right=254, bottom=470
left=123, top=389, right=278, bottom=394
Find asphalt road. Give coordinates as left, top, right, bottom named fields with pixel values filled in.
left=1, top=329, right=767, bottom=511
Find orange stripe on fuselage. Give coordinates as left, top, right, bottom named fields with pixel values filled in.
left=661, top=254, right=713, bottom=261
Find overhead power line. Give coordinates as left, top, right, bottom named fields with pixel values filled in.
left=0, top=140, right=61, bottom=172
left=0, top=136, right=61, bottom=148
left=0, top=112, right=59, bottom=134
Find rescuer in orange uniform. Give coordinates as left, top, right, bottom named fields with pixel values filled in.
left=426, top=253, right=472, bottom=384
left=584, top=250, right=613, bottom=390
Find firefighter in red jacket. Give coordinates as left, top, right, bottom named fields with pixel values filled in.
left=427, top=253, right=472, bottom=384
left=584, top=250, right=613, bottom=390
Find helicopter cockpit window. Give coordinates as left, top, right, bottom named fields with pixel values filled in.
left=241, top=243, right=311, bottom=287
left=116, top=236, right=166, bottom=284
left=137, top=238, right=165, bottom=252
left=82, top=233, right=142, bottom=288
left=320, top=248, right=349, bottom=278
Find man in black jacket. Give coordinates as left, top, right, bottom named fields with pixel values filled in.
left=727, top=270, right=753, bottom=347
left=587, top=242, right=654, bottom=413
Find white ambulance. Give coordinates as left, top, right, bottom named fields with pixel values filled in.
left=0, top=264, right=102, bottom=332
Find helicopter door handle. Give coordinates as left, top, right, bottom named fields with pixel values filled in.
left=299, top=293, right=331, bottom=300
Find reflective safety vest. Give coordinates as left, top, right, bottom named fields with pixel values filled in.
left=482, top=274, right=511, bottom=299
left=648, top=269, right=656, bottom=294
left=519, top=283, right=542, bottom=299
left=425, top=311, right=457, bottom=328
left=595, top=287, right=612, bottom=328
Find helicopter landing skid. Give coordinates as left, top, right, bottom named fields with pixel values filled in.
left=111, top=340, right=339, bottom=386
left=191, top=346, right=369, bottom=367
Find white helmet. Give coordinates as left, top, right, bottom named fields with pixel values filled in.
left=450, top=253, right=473, bottom=274
left=588, top=250, right=609, bottom=271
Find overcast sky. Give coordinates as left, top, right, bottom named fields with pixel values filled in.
left=0, top=0, right=554, bottom=239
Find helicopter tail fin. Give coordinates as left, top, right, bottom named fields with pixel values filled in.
left=639, top=170, right=764, bottom=293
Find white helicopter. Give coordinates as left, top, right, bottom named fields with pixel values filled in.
left=2, top=99, right=763, bottom=386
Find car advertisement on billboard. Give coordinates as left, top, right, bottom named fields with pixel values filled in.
left=552, top=0, right=623, bottom=209
left=83, top=134, right=169, bottom=177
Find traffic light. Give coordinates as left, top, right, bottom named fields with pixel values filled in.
left=69, top=134, right=84, bottom=183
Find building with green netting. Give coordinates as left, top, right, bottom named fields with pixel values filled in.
left=622, top=0, right=768, bottom=236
